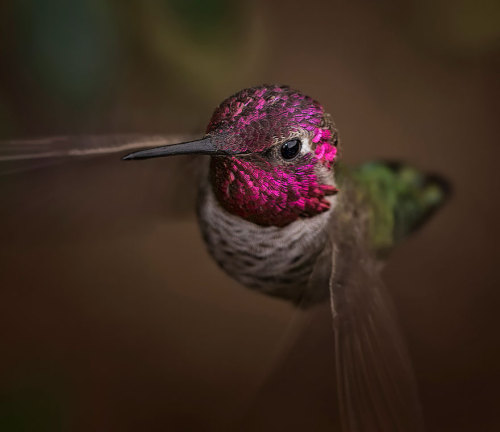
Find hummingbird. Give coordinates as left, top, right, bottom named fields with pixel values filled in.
left=122, top=85, right=449, bottom=432
left=0, top=84, right=449, bottom=431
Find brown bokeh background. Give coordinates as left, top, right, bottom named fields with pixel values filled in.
left=1, top=1, right=499, bottom=430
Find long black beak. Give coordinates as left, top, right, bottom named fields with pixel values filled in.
left=122, top=136, right=229, bottom=161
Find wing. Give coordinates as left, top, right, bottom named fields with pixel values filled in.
left=0, top=134, right=204, bottom=242
left=328, top=209, right=425, bottom=431
left=0, top=134, right=196, bottom=175
left=0, top=134, right=195, bottom=162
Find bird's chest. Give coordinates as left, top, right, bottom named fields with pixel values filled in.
left=197, top=185, right=333, bottom=304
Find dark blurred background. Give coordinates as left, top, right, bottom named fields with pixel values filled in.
left=1, top=0, right=499, bottom=430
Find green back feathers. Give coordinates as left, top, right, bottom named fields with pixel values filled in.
left=337, top=161, right=450, bottom=253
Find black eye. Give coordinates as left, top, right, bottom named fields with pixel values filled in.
left=280, top=139, right=301, bottom=160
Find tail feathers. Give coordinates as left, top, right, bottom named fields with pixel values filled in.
left=348, top=161, right=451, bottom=252
left=387, top=162, right=451, bottom=242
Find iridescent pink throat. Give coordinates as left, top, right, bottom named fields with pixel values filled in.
left=210, top=142, right=337, bottom=227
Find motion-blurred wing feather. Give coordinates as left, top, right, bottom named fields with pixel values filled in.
left=329, top=206, right=425, bottom=431
left=0, top=134, right=198, bottom=175
left=0, top=134, right=203, bottom=239
left=0, top=134, right=194, bottom=162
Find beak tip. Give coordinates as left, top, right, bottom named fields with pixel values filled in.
left=122, top=154, right=134, bottom=161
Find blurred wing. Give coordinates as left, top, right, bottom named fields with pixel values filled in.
left=0, top=134, right=195, bottom=175
left=0, top=134, right=204, bottom=245
left=329, top=225, right=425, bottom=431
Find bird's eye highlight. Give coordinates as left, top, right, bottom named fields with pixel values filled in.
left=280, top=139, right=301, bottom=160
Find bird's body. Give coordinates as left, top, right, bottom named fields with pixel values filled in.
left=198, top=173, right=335, bottom=305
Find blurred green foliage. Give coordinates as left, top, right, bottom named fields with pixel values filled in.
left=168, top=0, right=241, bottom=43
left=14, top=0, right=118, bottom=105
left=409, top=0, right=500, bottom=55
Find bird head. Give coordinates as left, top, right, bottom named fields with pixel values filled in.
left=124, top=85, right=339, bottom=227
